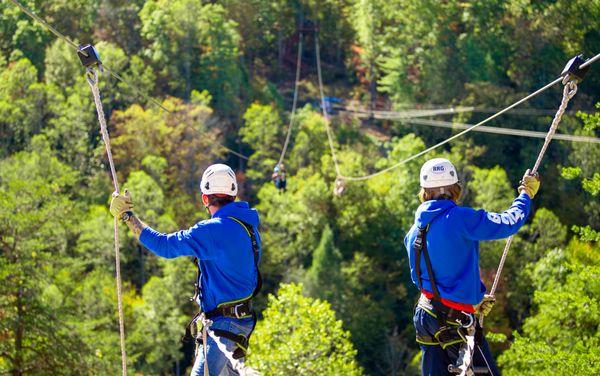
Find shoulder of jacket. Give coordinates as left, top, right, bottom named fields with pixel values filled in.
left=194, top=217, right=222, bottom=229
left=447, top=205, right=482, bottom=224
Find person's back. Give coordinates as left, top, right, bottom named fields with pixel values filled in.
left=405, top=195, right=530, bottom=306
left=403, top=158, right=540, bottom=375
left=141, top=200, right=261, bottom=312
left=110, top=163, right=261, bottom=375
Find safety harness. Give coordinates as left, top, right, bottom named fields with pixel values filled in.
left=413, top=225, right=484, bottom=375
left=182, top=216, right=262, bottom=360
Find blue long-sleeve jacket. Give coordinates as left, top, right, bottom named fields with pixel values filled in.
left=404, top=193, right=531, bottom=305
left=140, top=201, right=261, bottom=312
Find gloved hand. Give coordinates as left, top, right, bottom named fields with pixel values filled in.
left=474, top=294, right=496, bottom=317
left=110, top=189, right=133, bottom=220
left=518, top=169, right=540, bottom=199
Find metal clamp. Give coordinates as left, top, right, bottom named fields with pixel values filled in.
left=233, top=303, right=245, bottom=319
left=456, top=312, right=474, bottom=329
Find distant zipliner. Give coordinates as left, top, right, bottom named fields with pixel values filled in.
left=272, top=164, right=287, bottom=193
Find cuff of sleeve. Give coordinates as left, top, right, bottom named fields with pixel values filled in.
left=518, top=192, right=531, bottom=201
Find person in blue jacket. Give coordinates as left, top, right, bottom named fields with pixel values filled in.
left=110, top=163, right=261, bottom=376
left=404, top=158, right=540, bottom=376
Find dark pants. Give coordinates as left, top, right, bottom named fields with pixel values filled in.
left=275, top=179, right=286, bottom=191
left=414, top=306, right=501, bottom=376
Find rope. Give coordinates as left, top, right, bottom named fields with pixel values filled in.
left=581, top=53, right=600, bottom=68
left=277, top=32, right=304, bottom=166
left=330, top=52, right=599, bottom=182
left=476, top=345, right=495, bottom=376
left=86, top=68, right=127, bottom=375
left=489, top=76, right=578, bottom=297
left=338, top=76, right=564, bottom=181
left=342, top=106, right=476, bottom=118
left=340, top=105, right=576, bottom=117
left=401, top=118, right=600, bottom=143
left=200, top=315, right=259, bottom=376
left=7, top=0, right=248, bottom=161
left=315, top=31, right=342, bottom=177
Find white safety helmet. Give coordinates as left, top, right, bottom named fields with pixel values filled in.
left=420, top=158, right=459, bottom=188
left=200, top=164, right=238, bottom=196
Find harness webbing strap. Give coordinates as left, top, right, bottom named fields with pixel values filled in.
left=227, top=216, right=262, bottom=299
left=415, top=225, right=442, bottom=300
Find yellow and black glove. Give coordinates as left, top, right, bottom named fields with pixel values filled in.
left=518, top=169, right=540, bottom=199
left=474, top=294, right=496, bottom=317
left=110, top=189, right=133, bottom=220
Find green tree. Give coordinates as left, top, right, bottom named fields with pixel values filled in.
left=562, top=104, right=600, bottom=241
left=129, top=258, right=195, bottom=374
left=110, top=96, right=222, bottom=222
left=0, top=57, right=45, bottom=157
left=304, top=225, right=343, bottom=302
left=248, top=283, right=363, bottom=375
left=0, top=136, right=91, bottom=374
left=139, top=0, right=242, bottom=113
left=240, top=103, right=284, bottom=182
left=498, top=241, right=600, bottom=375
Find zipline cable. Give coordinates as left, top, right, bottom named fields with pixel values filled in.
left=342, top=106, right=476, bottom=118
left=86, top=68, right=127, bottom=376
left=315, top=30, right=342, bottom=177
left=317, top=51, right=599, bottom=182
left=398, top=118, right=600, bottom=143
left=341, top=106, right=574, bottom=118
left=7, top=0, right=248, bottom=161
left=311, top=16, right=598, bottom=183
left=277, top=32, right=304, bottom=166
left=489, top=76, right=579, bottom=297
left=339, top=76, right=564, bottom=181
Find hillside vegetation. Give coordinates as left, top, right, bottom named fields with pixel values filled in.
left=1, top=1, right=599, bottom=375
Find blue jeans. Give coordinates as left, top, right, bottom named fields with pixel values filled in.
left=191, top=317, right=254, bottom=376
left=414, top=306, right=501, bottom=376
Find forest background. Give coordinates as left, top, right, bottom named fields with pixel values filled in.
left=1, top=1, right=599, bottom=375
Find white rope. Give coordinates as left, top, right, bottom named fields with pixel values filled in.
left=402, top=118, right=600, bottom=144
left=489, top=77, right=578, bottom=297
left=338, top=76, right=565, bottom=181
left=340, top=105, right=577, bottom=117
left=581, top=53, right=600, bottom=68
left=342, top=106, right=476, bottom=118
left=86, top=68, right=127, bottom=376
left=200, top=315, right=259, bottom=376
left=457, top=332, right=475, bottom=376
left=277, top=32, right=303, bottom=166
left=315, top=31, right=342, bottom=177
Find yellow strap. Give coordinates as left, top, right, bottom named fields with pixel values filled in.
left=228, top=216, right=251, bottom=237
left=420, top=306, right=461, bottom=326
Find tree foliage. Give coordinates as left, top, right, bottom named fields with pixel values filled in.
left=248, top=283, right=363, bottom=376
left=0, top=1, right=598, bottom=374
